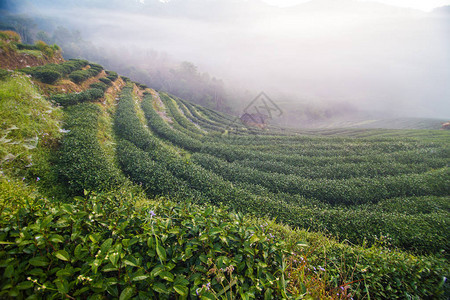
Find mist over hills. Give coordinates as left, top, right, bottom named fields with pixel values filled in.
left=2, top=0, right=449, bottom=123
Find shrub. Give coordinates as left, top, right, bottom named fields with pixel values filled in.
left=105, top=71, right=118, bottom=81
left=15, top=43, right=39, bottom=50
left=68, top=64, right=104, bottom=84
left=15, top=41, right=57, bottom=58
left=89, top=63, right=104, bottom=71
left=99, top=77, right=112, bottom=86
left=52, top=88, right=104, bottom=107
left=69, top=70, right=89, bottom=84
left=32, top=69, right=61, bottom=84
left=0, top=69, right=10, bottom=81
left=57, top=103, right=124, bottom=194
left=19, top=60, right=89, bottom=84
left=0, top=192, right=293, bottom=299
left=0, top=30, right=21, bottom=42
left=89, top=82, right=108, bottom=91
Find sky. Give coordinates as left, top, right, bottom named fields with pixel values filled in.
left=13, top=0, right=449, bottom=120
left=262, top=0, right=450, bottom=11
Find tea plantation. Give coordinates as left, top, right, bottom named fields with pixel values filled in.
left=0, top=34, right=449, bottom=299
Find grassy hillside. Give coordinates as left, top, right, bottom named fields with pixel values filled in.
left=0, top=33, right=449, bottom=299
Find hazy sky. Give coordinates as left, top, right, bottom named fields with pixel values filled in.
left=262, top=0, right=450, bottom=11
left=21, top=0, right=449, bottom=119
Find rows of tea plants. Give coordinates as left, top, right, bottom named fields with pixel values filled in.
left=159, top=93, right=205, bottom=136
left=56, top=103, right=124, bottom=195
left=148, top=98, right=448, bottom=174
left=51, top=70, right=117, bottom=107
left=191, top=152, right=448, bottom=205
left=68, top=63, right=103, bottom=84
left=135, top=90, right=450, bottom=255
left=175, top=97, right=252, bottom=134
left=175, top=98, right=226, bottom=133
left=119, top=89, right=448, bottom=252
left=19, top=59, right=89, bottom=84
left=2, top=49, right=448, bottom=299
left=144, top=106, right=446, bottom=178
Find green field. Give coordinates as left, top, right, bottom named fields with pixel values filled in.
left=0, top=43, right=449, bottom=299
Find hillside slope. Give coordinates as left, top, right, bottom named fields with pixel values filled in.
left=0, top=33, right=449, bottom=299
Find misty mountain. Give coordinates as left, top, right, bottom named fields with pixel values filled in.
left=432, top=5, right=450, bottom=14
left=290, top=0, right=425, bottom=15
left=2, top=0, right=449, bottom=121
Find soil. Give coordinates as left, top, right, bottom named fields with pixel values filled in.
left=103, top=77, right=125, bottom=107
left=133, top=84, right=146, bottom=99
left=0, top=47, right=64, bottom=70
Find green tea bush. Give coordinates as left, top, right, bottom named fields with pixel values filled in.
left=0, top=69, right=10, bottom=81
left=105, top=71, right=118, bottom=81
left=20, top=60, right=88, bottom=84
left=89, top=81, right=108, bottom=92
left=52, top=88, right=104, bottom=107
left=99, top=77, right=112, bottom=86
left=57, top=103, right=124, bottom=194
left=117, top=139, right=200, bottom=200
left=68, top=71, right=86, bottom=84
left=68, top=63, right=104, bottom=84
left=114, top=86, right=161, bottom=151
left=33, top=69, right=61, bottom=84
left=160, top=93, right=205, bottom=136
left=141, top=94, right=203, bottom=151
left=192, top=153, right=449, bottom=205
left=0, top=192, right=292, bottom=299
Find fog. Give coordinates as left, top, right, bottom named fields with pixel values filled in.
left=6, top=0, right=450, bottom=122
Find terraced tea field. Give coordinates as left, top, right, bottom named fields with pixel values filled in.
left=0, top=40, right=448, bottom=298
left=111, top=86, right=449, bottom=256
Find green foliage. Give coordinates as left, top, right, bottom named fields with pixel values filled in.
left=0, top=192, right=293, bottom=299
left=99, top=77, right=112, bottom=86
left=268, top=219, right=450, bottom=299
left=0, top=74, right=62, bottom=178
left=0, top=69, right=10, bottom=81
left=141, top=94, right=203, bottom=151
left=33, top=69, right=61, bottom=84
left=52, top=88, right=104, bottom=107
left=105, top=71, right=118, bottom=81
left=56, top=103, right=124, bottom=195
left=114, top=86, right=161, bottom=151
left=68, top=63, right=103, bottom=84
left=117, top=139, right=201, bottom=200
left=0, top=186, right=447, bottom=299
left=160, top=93, right=206, bottom=136
left=15, top=43, right=39, bottom=50
left=19, top=59, right=88, bottom=84
left=192, top=153, right=449, bottom=205
left=1, top=58, right=449, bottom=299
left=89, top=81, right=108, bottom=91
left=135, top=90, right=450, bottom=255
left=13, top=40, right=59, bottom=57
